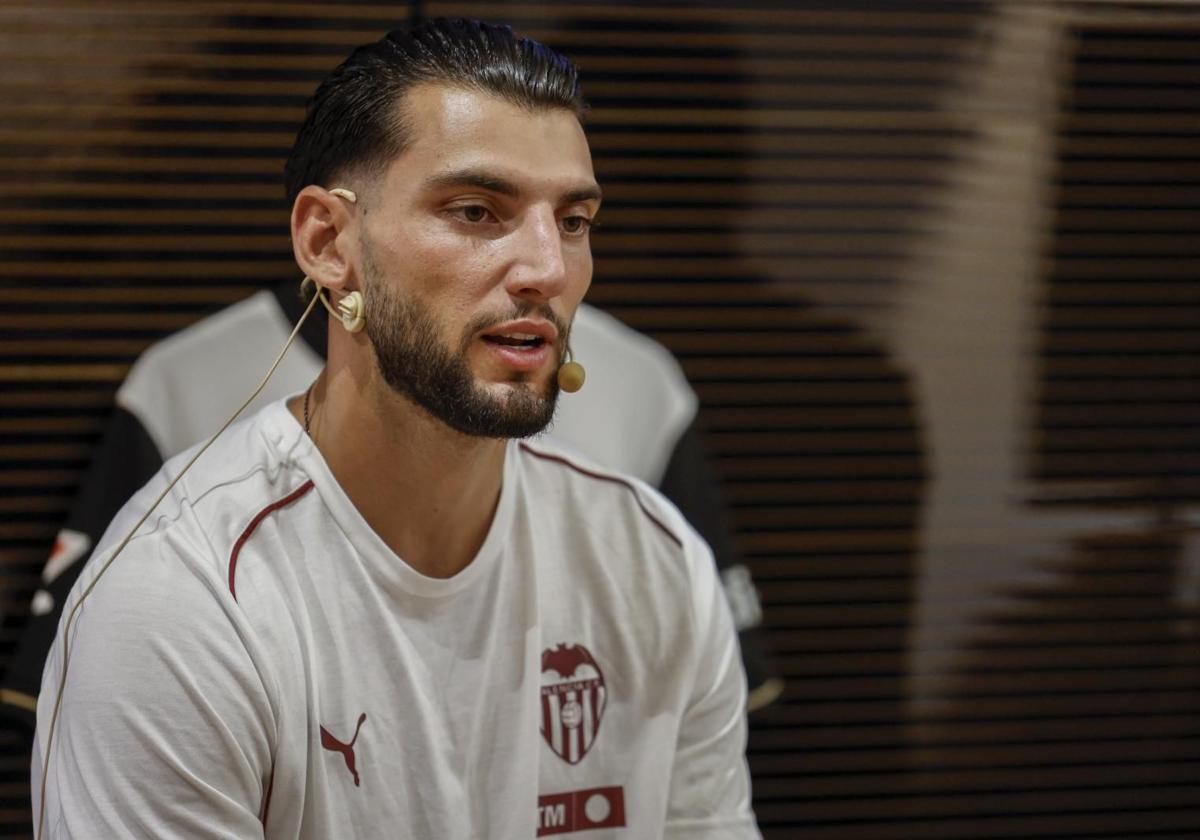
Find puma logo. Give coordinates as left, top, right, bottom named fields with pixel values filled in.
left=320, top=713, right=367, bottom=787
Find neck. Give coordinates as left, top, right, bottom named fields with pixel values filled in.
left=292, top=361, right=507, bottom=579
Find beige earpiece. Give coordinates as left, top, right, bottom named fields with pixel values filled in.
left=301, top=277, right=366, bottom=334
left=334, top=291, right=366, bottom=333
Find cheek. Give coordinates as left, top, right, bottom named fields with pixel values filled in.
left=377, top=223, right=495, bottom=297
left=565, top=246, right=593, bottom=303
left=378, top=221, right=459, bottom=272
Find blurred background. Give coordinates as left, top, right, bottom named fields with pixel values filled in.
left=1, top=0, right=1198, bottom=837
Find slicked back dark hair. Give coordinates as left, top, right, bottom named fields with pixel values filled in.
left=284, top=18, right=586, bottom=205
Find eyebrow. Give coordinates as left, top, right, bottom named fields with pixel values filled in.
left=425, top=168, right=602, bottom=205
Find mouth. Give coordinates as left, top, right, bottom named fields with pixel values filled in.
left=479, top=318, right=558, bottom=349
left=477, top=320, right=558, bottom=374
left=481, top=333, right=547, bottom=350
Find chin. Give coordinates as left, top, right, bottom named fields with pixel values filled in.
left=480, top=371, right=553, bottom=396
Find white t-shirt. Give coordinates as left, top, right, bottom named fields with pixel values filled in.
left=33, top=400, right=757, bottom=839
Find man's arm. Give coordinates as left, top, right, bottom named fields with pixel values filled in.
left=32, top=535, right=273, bottom=839
left=3, top=405, right=164, bottom=726
left=7, top=281, right=322, bottom=726
left=664, top=539, right=761, bottom=839
left=657, top=418, right=782, bottom=712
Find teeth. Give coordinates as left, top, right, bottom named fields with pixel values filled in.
left=486, top=334, right=542, bottom=347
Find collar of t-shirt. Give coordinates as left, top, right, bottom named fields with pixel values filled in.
left=262, top=398, right=517, bottom=600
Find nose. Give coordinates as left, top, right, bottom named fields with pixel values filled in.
left=504, top=207, right=568, bottom=301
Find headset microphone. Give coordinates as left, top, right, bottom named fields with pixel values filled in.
left=333, top=290, right=366, bottom=333
left=298, top=280, right=366, bottom=334
left=557, top=347, right=585, bottom=393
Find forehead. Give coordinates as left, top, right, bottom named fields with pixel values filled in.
left=385, top=83, right=596, bottom=198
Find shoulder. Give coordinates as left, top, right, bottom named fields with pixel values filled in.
left=43, top=404, right=310, bottom=725
left=87, top=401, right=311, bottom=601
left=65, top=499, right=237, bottom=655
left=513, top=439, right=721, bottom=624
left=47, top=457, right=276, bottom=719
left=516, top=437, right=692, bottom=552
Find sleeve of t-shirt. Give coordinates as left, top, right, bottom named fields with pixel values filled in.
left=656, top=417, right=777, bottom=704
left=31, top=532, right=274, bottom=839
left=663, top=538, right=761, bottom=839
left=2, top=405, right=164, bottom=724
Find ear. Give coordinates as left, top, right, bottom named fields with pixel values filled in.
left=291, top=185, right=357, bottom=291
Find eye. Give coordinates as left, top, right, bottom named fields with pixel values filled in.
left=560, top=215, right=594, bottom=236
left=457, top=204, right=493, bottom=223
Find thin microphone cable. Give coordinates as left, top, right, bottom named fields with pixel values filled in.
left=36, top=283, right=324, bottom=840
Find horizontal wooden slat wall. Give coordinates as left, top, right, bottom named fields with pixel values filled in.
left=4, top=1, right=1198, bottom=838
left=0, top=1, right=957, bottom=837
left=937, top=5, right=1200, bottom=840
left=1036, top=10, right=1200, bottom=504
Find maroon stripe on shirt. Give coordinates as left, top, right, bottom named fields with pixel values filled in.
left=229, top=479, right=315, bottom=601
left=517, top=443, right=684, bottom=549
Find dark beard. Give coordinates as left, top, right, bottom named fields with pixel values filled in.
left=362, top=261, right=564, bottom=439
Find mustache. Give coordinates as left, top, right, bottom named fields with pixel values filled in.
left=460, top=303, right=569, bottom=344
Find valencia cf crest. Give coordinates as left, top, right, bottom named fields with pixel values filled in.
left=540, top=643, right=606, bottom=765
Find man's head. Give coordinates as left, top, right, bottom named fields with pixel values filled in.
left=287, top=19, right=600, bottom=439
left=284, top=18, right=586, bottom=207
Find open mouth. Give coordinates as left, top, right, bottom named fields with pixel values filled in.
left=482, top=333, right=546, bottom=349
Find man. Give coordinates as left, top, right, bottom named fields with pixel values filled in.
left=4, top=287, right=780, bottom=728
left=33, top=19, right=758, bottom=839
left=3, top=285, right=779, bottom=733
